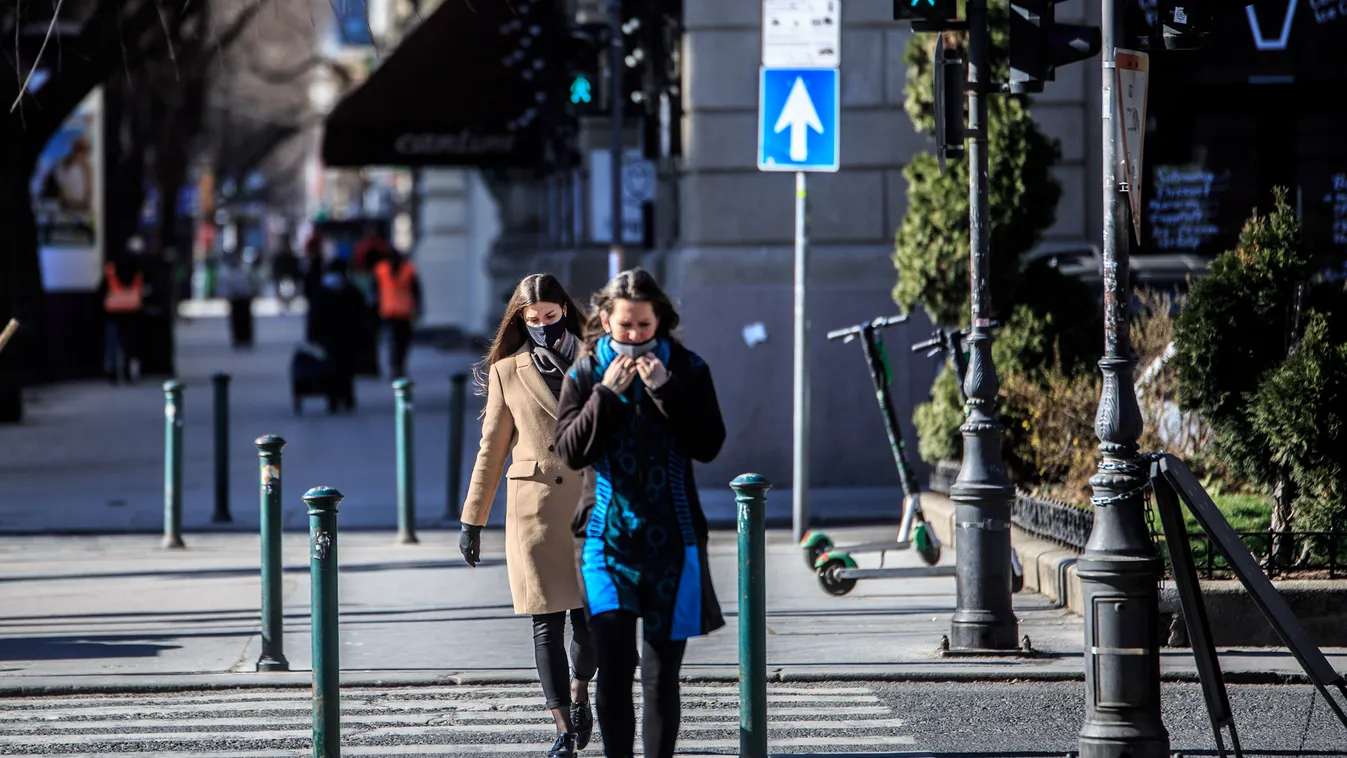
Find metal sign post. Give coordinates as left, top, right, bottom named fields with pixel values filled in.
left=760, top=0, right=840, bottom=544
left=1115, top=50, right=1149, bottom=244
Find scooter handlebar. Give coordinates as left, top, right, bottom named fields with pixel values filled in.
left=826, top=315, right=909, bottom=342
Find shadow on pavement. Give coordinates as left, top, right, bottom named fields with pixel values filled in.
left=0, top=603, right=515, bottom=627
left=0, top=637, right=182, bottom=661
left=0, top=558, right=503, bottom=584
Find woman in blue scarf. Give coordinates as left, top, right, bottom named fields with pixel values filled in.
left=554, top=268, right=726, bottom=758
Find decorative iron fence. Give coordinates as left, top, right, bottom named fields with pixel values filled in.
left=1011, top=490, right=1094, bottom=552
left=1154, top=530, right=1347, bottom=580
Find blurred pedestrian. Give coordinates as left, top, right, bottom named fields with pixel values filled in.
left=305, top=258, right=365, bottom=413
left=553, top=268, right=727, bottom=758
left=372, top=248, right=422, bottom=379
left=302, top=233, right=326, bottom=304
left=270, top=238, right=302, bottom=313
left=459, top=274, right=595, bottom=758
left=217, top=251, right=257, bottom=349
left=97, top=236, right=147, bottom=384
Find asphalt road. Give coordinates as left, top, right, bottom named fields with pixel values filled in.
left=0, top=681, right=1342, bottom=756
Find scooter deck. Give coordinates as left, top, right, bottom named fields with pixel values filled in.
left=830, top=540, right=912, bottom=555
left=837, top=566, right=957, bottom=580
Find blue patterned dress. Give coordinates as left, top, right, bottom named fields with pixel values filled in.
left=554, top=335, right=727, bottom=641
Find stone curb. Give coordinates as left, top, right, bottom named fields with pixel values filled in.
left=0, top=667, right=1320, bottom=697
left=921, top=493, right=1087, bottom=615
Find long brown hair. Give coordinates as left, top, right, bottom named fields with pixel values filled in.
left=581, top=267, right=681, bottom=356
left=474, top=273, right=584, bottom=397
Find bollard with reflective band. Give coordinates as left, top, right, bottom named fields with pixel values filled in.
left=255, top=435, right=289, bottom=672
left=444, top=373, right=468, bottom=521
left=305, top=486, right=343, bottom=758
left=162, top=381, right=185, bottom=549
left=212, top=373, right=232, bottom=523
left=731, top=473, right=771, bottom=758
left=393, top=379, right=418, bottom=544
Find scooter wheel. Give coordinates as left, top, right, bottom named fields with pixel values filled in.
left=817, top=558, right=858, bottom=597
left=802, top=536, right=833, bottom=569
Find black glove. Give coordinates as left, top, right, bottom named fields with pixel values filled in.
left=459, top=523, right=482, bottom=567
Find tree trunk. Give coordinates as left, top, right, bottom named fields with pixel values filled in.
left=1270, top=469, right=1298, bottom=570
left=0, top=119, right=48, bottom=423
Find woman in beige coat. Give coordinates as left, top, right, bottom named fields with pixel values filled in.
left=459, top=273, right=594, bottom=758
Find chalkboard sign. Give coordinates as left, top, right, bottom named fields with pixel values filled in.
left=1328, top=173, right=1347, bottom=248
left=1147, top=165, right=1231, bottom=253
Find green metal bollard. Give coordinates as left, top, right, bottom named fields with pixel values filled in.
left=731, top=473, right=771, bottom=758
left=212, top=373, right=232, bottom=523
left=305, top=486, right=343, bottom=758
left=162, top=381, right=185, bottom=549
left=445, top=373, right=468, bottom=521
left=393, top=378, right=418, bottom=544
left=255, top=435, right=289, bottom=672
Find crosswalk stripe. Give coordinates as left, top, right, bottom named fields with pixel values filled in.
left=0, top=683, right=913, bottom=754
left=0, top=684, right=869, bottom=709
left=0, top=694, right=882, bottom=720
left=0, top=705, right=891, bottom=727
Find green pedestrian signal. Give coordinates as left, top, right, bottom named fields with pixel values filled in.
left=893, top=0, right=958, bottom=21
left=569, top=75, right=593, bottom=105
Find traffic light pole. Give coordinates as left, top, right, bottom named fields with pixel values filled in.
left=607, top=0, right=625, bottom=279
left=948, top=0, right=1019, bottom=654
left=1077, top=0, right=1171, bottom=754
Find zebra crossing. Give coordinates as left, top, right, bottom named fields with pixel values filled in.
left=0, top=683, right=916, bottom=756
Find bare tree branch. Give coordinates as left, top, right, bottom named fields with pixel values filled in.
left=9, top=0, right=66, bottom=113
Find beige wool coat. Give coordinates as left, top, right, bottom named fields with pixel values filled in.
left=461, top=344, right=585, bottom=616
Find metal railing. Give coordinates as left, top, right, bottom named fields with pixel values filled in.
left=1011, top=489, right=1094, bottom=552
left=1155, top=530, right=1347, bottom=580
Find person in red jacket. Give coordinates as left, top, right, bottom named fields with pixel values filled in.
left=372, top=248, right=422, bottom=379
left=97, top=237, right=148, bottom=384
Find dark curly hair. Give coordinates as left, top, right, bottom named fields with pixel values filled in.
left=580, top=267, right=680, bottom=356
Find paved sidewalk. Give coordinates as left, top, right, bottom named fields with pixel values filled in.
left=2, top=523, right=1343, bottom=696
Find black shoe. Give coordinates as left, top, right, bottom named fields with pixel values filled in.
left=548, top=732, right=576, bottom=758
left=570, top=701, right=594, bottom=750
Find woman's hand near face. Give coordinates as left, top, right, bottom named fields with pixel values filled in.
left=636, top=354, right=670, bottom=390
left=601, top=355, right=637, bottom=394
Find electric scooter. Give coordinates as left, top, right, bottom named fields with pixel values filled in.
left=803, top=317, right=1025, bottom=597
left=802, top=315, right=950, bottom=597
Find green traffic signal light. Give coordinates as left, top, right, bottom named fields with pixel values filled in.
left=569, top=75, right=593, bottom=105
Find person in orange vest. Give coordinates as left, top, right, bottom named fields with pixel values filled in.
left=97, top=236, right=147, bottom=384
left=372, top=248, right=423, bottom=379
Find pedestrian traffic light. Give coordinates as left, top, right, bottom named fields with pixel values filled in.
left=933, top=36, right=965, bottom=173
left=893, top=0, right=959, bottom=22
left=1155, top=0, right=1253, bottom=49
left=1008, top=0, right=1101, bottom=94
left=564, top=23, right=608, bottom=116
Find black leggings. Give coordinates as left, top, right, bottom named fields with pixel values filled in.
left=532, top=609, right=596, bottom=710
left=589, top=610, right=688, bottom=758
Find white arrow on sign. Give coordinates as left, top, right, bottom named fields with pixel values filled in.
left=774, top=77, right=824, bottom=162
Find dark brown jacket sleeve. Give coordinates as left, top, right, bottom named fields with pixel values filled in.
left=646, top=356, right=726, bottom=464
left=555, top=360, right=629, bottom=470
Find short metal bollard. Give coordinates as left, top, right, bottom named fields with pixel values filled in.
left=731, top=473, right=771, bottom=758
left=444, top=373, right=468, bottom=521
left=393, top=378, right=418, bottom=544
left=255, top=435, right=289, bottom=672
left=212, top=373, right=232, bottom=523
left=162, top=380, right=185, bottom=549
left=305, top=486, right=343, bottom=758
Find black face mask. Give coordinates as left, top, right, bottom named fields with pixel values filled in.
left=527, top=319, right=569, bottom=350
